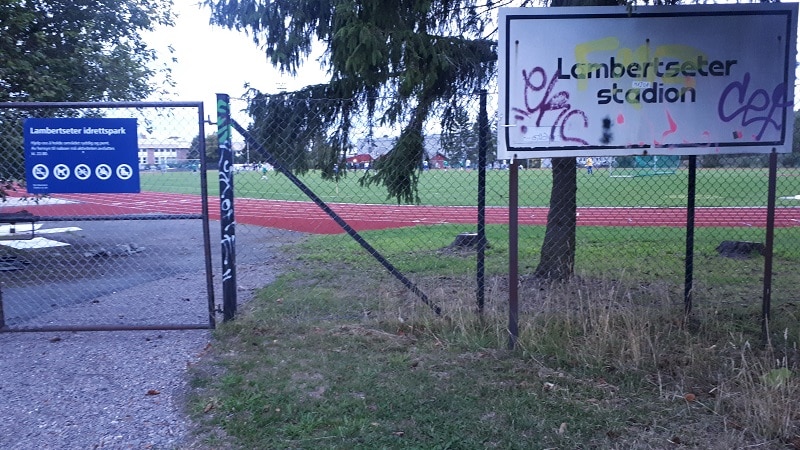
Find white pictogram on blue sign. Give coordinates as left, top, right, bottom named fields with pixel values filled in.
left=32, top=164, right=49, bottom=180
left=116, top=164, right=133, bottom=180
left=75, top=164, right=91, bottom=180
left=53, top=164, right=70, bottom=180
left=95, top=164, right=112, bottom=180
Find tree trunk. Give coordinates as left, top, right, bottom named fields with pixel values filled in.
left=534, top=157, right=577, bottom=280
left=532, top=0, right=618, bottom=281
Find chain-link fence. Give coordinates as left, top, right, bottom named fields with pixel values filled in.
left=0, top=102, right=216, bottom=331
left=4, top=93, right=794, bottom=336
left=221, top=91, right=799, bottom=332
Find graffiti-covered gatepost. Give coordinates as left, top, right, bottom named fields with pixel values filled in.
left=217, top=94, right=237, bottom=321
left=498, top=3, right=798, bottom=348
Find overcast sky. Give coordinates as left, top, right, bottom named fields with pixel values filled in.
left=146, top=0, right=800, bottom=130
left=145, top=0, right=327, bottom=116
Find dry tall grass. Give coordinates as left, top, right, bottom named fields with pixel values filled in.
left=382, top=272, right=800, bottom=446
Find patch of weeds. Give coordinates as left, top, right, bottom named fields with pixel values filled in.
left=187, top=232, right=800, bottom=450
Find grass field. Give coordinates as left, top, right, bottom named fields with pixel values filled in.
left=287, top=223, right=800, bottom=303
left=174, top=165, right=800, bottom=449
left=187, top=225, right=800, bottom=449
left=141, top=167, right=800, bottom=208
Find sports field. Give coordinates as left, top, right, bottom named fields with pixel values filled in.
left=140, top=166, right=800, bottom=208
left=5, top=167, right=799, bottom=234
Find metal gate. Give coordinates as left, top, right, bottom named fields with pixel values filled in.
left=0, top=101, right=215, bottom=331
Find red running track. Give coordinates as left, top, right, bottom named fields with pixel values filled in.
left=3, top=192, right=799, bottom=234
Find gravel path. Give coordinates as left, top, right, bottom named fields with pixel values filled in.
left=0, top=328, right=208, bottom=449
left=0, top=221, right=304, bottom=449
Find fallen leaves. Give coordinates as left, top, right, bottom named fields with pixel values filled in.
left=203, top=397, right=221, bottom=413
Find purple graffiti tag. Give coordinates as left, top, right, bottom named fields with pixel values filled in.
left=717, top=72, right=791, bottom=141
left=557, top=109, right=589, bottom=144
left=511, top=66, right=589, bottom=145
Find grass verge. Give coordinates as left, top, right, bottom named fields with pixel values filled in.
left=186, top=227, right=800, bottom=449
left=141, top=167, right=800, bottom=208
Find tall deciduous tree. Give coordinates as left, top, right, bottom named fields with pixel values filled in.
left=0, top=0, right=175, bottom=102
left=0, top=0, right=176, bottom=199
left=189, top=133, right=220, bottom=163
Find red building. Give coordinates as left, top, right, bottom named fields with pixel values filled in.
left=346, top=153, right=373, bottom=169
left=429, top=153, right=447, bottom=169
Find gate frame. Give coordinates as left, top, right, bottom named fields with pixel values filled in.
left=0, top=101, right=216, bottom=332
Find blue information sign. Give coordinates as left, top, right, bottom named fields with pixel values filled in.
left=24, top=117, right=140, bottom=193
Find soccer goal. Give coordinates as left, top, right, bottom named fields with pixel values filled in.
left=609, top=155, right=681, bottom=178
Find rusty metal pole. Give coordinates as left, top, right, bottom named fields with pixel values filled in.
left=508, top=157, right=519, bottom=350
left=684, top=155, right=697, bottom=315
left=762, top=149, right=778, bottom=343
left=477, top=90, right=488, bottom=313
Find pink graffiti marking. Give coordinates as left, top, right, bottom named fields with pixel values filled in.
left=661, top=110, right=678, bottom=139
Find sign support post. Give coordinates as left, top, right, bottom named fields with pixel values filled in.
left=762, top=149, right=778, bottom=342
left=684, top=155, right=697, bottom=315
left=508, top=157, right=519, bottom=350
left=477, top=90, right=488, bottom=314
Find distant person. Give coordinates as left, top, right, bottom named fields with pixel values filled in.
left=260, top=164, right=268, bottom=180
left=586, top=157, right=594, bottom=175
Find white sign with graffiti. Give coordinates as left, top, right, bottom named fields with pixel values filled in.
left=498, top=4, right=798, bottom=158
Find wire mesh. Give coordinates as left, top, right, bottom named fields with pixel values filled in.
left=0, top=103, right=214, bottom=330
left=225, top=91, right=800, bottom=325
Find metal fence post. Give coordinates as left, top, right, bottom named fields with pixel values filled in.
left=508, top=158, right=519, bottom=350
left=762, top=149, right=778, bottom=342
left=476, top=90, right=488, bottom=313
left=216, top=94, right=237, bottom=321
left=684, top=155, right=697, bottom=315
left=0, top=283, right=6, bottom=330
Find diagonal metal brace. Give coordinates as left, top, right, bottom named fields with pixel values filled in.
left=230, top=119, right=441, bottom=316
